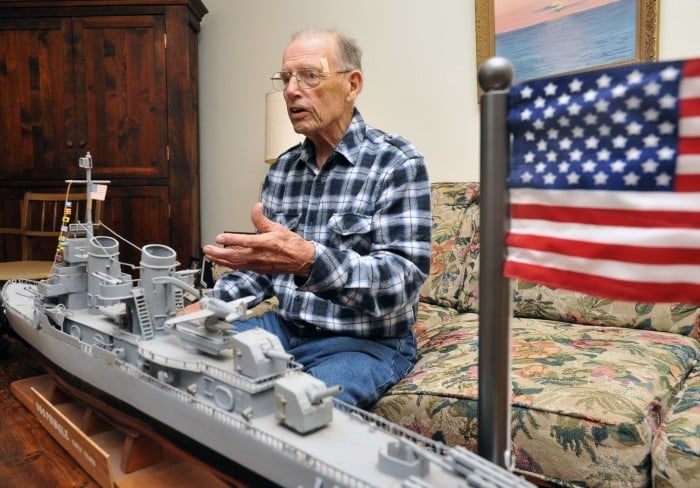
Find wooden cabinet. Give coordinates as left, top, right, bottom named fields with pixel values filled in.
left=0, top=0, right=206, bottom=265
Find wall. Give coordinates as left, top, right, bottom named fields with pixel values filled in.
left=198, top=0, right=700, bottom=244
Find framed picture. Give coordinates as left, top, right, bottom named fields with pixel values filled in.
left=475, top=0, right=660, bottom=86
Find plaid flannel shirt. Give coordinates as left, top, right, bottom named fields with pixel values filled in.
left=211, top=110, right=431, bottom=338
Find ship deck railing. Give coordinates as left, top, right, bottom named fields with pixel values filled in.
left=117, top=360, right=375, bottom=487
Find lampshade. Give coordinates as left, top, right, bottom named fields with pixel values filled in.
left=265, top=91, right=303, bottom=163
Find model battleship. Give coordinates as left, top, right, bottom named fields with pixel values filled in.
left=2, top=155, right=533, bottom=488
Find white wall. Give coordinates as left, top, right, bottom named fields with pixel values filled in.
left=198, top=0, right=700, bottom=244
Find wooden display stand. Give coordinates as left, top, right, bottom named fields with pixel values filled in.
left=11, top=375, right=229, bottom=488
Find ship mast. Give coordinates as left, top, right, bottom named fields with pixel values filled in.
left=65, top=151, right=111, bottom=233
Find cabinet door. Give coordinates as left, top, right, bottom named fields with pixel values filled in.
left=0, top=17, right=77, bottom=180
left=72, top=15, right=168, bottom=179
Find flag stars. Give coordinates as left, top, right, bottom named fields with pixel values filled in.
left=655, top=172, right=672, bottom=186
left=537, top=140, right=548, bottom=151
left=534, top=97, right=546, bottom=108
left=569, top=148, right=583, bottom=161
left=558, top=116, right=571, bottom=127
left=597, top=148, right=611, bottom=161
left=659, top=93, right=677, bottom=109
left=626, top=121, right=643, bottom=135
left=593, top=171, right=609, bottom=185
left=584, top=113, right=598, bottom=125
left=596, top=74, right=612, bottom=88
left=520, top=108, right=533, bottom=121
left=625, top=147, right=642, bottom=160
left=623, top=172, right=640, bottom=186
left=567, top=172, right=581, bottom=185
left=582, top=160, right=597, bottom=172
left=642, top=159, right=659, bottom=173
left=585, top=136, right=599, bottom=148
left=544, top=82, right=558, bottom=96
left=611, top=110, right=628, bottom=123
left=598, top=124, right=611, bottom=136
left=525, top=131, right=536, bottom=141
left=558, top=137, right=573, bottom=150
left=520, top=171, right=534, bottom=183
left=558, top=93, right=571, bottom=105
left=546, top=150, right=557, bottom=162
left=543, top=172, right=557, bottom=184
left=533, top=119, right=545, bottom=130
left=644, top=81, right=661, bottom=96
left=536, top=162, right=547, bottom=173
left=520, top=86, right=534, bottom=99
left=583, top=89, right=598, bottom=101
left=567, top=102, right=582, bottom=116
left=657, top=146, right=675, bottom=160
left=572, top=126, right=585, bottom=138
left=612, top=134, right=628, bottom=148
left=625, top=96, right=642, bottom=110
left=524, top=151, right=536, bottom=163
left=569, top=78, right=583, bottom=92
left=660, top=65, right=680, bottom=81
left=658, top=121, right=675, bottom=134
left=595, top=99, right=610, bottom=112
left=558, top=161, right=570, bottom=173
left=611, top=84, right=628, bottom=98
left=643, top=133, right=660, bottom=147
left=627, top=69, right=644, bottom=84
left=610, top=160, right=626, bottom=172
left=644, top=108, right=660, bottom=121
left=543, top=106, right=556, bottom=118
left=547, top=128, right=559, bottom=139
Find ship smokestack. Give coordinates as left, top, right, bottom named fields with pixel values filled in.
left=140, top=244, right=178, bottom=327
left=87, top=236, right=121, bottom=311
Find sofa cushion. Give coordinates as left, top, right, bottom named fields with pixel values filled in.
left=419, top=182, right=480, bottom=311
left=513, top=280, right=700, bottom=337
left=652, top=363, right=700, bottom=487
left=371, top=313, right=700, bottom=487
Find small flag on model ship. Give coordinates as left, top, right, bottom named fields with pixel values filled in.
left=90, top=183, right=108, bottom=201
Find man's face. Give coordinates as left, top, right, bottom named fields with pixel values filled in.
left=281, top=35, right=351, bottom=142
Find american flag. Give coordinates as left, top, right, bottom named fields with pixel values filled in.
left=89, top=183, right=108, bottom=201
left=503, top=58, right=700, bottom=304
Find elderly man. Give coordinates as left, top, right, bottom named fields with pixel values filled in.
left=203, top=29, right=431, bottom=408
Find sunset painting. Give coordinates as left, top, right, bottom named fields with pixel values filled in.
left=494, top=0, right=638, bottom=82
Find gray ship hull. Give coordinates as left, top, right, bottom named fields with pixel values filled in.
left=4, top=279, right=529, bottom=488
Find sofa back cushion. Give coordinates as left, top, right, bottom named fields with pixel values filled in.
left=419, top=182, right=480, bottom=310
left=423, top=183, right=699, bottom=336
left=512, top=281, right=700, bottom=337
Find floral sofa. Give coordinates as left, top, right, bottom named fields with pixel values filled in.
left=369, top=182, right=700, bottom=487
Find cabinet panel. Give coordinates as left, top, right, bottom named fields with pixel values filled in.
left=99, top=185, right=170, bottom=265
left=74, top=15, right=167, bottom=179
left=0, top=1, right=204, bottom=267
left=0, top=17, right=76, bottom=179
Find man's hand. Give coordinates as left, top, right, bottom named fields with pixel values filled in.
left=203, top=203, right=315, bottom=276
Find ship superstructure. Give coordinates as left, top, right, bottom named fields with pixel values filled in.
left=2, top=156, right=533, bottom=488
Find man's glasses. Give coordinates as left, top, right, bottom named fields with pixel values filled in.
left=270, top=69, right=350, bottom=91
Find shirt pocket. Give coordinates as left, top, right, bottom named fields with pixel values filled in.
left=327, top=212, right=372, bottom=252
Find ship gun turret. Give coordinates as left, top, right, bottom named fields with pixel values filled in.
left=274, top=373, right=342, bottom=434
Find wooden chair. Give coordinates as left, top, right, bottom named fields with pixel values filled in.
left=0, top=192, right=102, bottom=281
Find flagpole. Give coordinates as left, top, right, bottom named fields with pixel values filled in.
left=477, top=56, right=514, bottom=469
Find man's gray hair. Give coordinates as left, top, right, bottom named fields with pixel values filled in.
left=291, top=29, right=362, bottom=71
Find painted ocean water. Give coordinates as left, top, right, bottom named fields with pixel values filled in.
left=496, top=0, right=637, bottom=83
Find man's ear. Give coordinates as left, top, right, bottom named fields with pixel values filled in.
left=347, top=70, right=363, bottom=102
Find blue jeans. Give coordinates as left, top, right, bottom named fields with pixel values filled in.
left=232, top=311, right=417, bottom=408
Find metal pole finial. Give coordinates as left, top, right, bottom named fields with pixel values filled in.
left=478, top=57, right=515, bottom=93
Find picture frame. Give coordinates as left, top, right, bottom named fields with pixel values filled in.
left=475, top=0, right=660, bottom=87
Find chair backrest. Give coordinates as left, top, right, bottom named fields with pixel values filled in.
left=19, top=192, right=103, bottom=260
